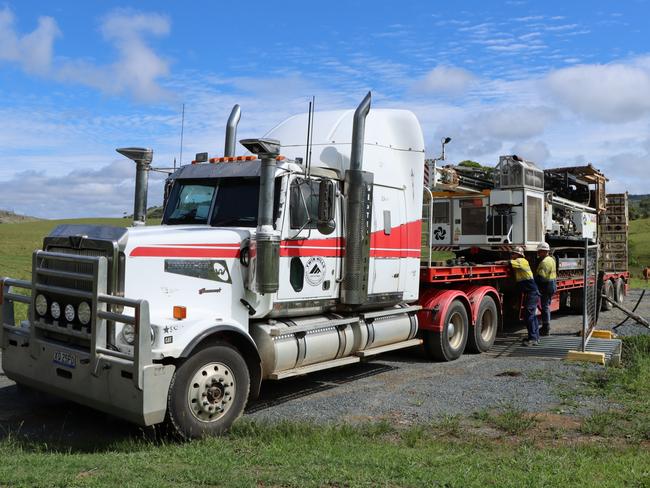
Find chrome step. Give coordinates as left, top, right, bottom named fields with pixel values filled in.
left=356, top=338, right=423, bottom=358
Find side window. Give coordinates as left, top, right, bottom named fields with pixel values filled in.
left=290, top=178, right=320, bottom=229
left=432, top=201, right=450, bottom=224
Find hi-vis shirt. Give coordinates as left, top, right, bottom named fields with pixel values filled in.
left=510, top=257, right=534, bottom=282
left=536, top=255, right=557, bottom=281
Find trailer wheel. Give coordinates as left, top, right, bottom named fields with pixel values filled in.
left=615, top=278, right=626, bottom=304
left=570, top=290, right=584, bottom=314
left=559, top=291, right=569, bottom=311
left=166, top=343, right=249, bottom=439
left=467, top=295, right=499, bottom=353
left=601, top=280, right=614, bottom=311
left=423, top=299, right=468, bottom=361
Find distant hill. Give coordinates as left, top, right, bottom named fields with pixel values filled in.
left=0, top=209, right=41, bottom=224
left=628, top=194, right=650, bottom=201
left=123, top=206, right=164, bottom=220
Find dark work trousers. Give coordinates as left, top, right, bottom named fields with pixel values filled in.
left=524, top=291, right=540, bottom=341
left=537, top=280, right=557, bottom=332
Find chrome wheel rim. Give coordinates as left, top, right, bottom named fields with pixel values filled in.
left=187, top=362, right=235, bottom=422
left=447, top=311, right=465, bottom=349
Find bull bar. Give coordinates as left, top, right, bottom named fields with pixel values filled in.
left=0, top=251, right=174, bottom=426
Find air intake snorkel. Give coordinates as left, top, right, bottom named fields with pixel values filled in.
left=239, top=138, right=282, bottom=294
left=341, top=92, right=373, bottom=306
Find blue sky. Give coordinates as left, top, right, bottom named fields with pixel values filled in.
left=1, top=0, right=649, bottom=218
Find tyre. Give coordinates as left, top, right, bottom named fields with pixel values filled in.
left=166, top=343, right=250, bottom=439
left=559, top=291, right=569, bottom=311
left=467, top=295, right=499, bottom=353
left=615, top=278, right=626, bottom=304
left=601, top=279, right=614, bottom=311
left=570, top=290, right=584, bottom=314
left=423, top=299, right=468, bottom=361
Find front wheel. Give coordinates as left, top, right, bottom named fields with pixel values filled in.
left=166, top=343, right=250, bottom=439
left=467, top=295, right=499, bottom=353
left=423, top=299, right=468, bottom=361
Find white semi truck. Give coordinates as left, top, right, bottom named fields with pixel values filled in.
left=1, top=93, right=427, bottom=438
left=0, top=92, right=627, bottom=438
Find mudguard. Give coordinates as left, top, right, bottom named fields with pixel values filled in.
left=457, top=285, right=501, bottom=324
left=417, top=288, right=471, bottom=332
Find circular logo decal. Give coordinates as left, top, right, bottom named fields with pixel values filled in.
left=305, top=257, right=327, bottom=286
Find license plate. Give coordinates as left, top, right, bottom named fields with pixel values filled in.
left=53, top=351, right=77, bottom=369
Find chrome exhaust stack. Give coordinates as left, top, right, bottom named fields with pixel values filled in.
left=239, top=138, right=282, bottom=294
left=341, top=92, right=374, bottom=306
left=116, top=147, right=153, bottom=226
left=224, top=104, right=241, bottom=157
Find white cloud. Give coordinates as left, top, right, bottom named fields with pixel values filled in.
left=413, top=65, right=477, bottom=96
left=0, top=8, right=59, bottom=74
left=0, top=160, right=165, bottom=219
left=511, top=140, right=551, bottom=163
left=472, top=106, right=556, bottom=140
left=0, top=7, right=171, bottom=102
left=545, top=58, right=650, bottom=122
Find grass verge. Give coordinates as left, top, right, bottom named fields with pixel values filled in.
left=580, top=336, right=650, bottom=440
left=0, top=420, right=649, bottom=488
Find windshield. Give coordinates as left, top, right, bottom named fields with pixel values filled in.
left=164, top=183, right=215, bottom=224
left=211, top=178, right=260, bottom=227
left=163, top=177, right=260, bottom=226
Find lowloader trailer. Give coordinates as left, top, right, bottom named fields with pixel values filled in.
left=0, top=92, right=627, bottom=438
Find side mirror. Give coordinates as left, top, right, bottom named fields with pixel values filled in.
left=317, top=179, right=336, bottom=235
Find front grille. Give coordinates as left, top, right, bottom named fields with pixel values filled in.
left=41, top=247, right=108, bottom=292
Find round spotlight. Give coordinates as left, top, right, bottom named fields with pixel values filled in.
left=78, top=301, right=91, bottom=325
left=51, top=301, right=61, bottom=320
left=64, top=304, right=75, bottom=322
left=35, top=294, right=48, bottom=316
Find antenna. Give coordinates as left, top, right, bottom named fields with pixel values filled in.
left=306, top=96, right=315, bottom=177
left=304, top=99, right=312, bottom=171
left=177, top=103, right=185, bottom=169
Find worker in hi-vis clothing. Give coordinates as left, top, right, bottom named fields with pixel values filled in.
left=535, top=242, right=557, bottom=336
left=509, top=246, right=541, bottom=346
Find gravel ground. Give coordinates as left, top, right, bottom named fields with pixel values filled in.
left=1, top=289, right=648, bottom=446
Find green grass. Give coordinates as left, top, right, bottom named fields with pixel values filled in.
left=580, top=336, right=650, bottom=440
left=0, top=422, right=649, bottom=487
left=471, top=404, right=538, bottom=435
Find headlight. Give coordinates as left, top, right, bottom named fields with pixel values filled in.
left=64, top=304, right=75, bottom=322
left=78, top=301, right=91, bottom=325
left=35, top=294, right=48, bottom=316
left=121, top=324, right=155, bottom=346
left=121, top=324, right=136, bottom=345
left=51, top=301, right=61, bottom=320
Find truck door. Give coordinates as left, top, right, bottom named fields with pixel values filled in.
left=276, top=175, right=342, bottom=303
left=368, top=185, right=403, bottom=296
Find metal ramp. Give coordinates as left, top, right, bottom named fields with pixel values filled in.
left=487, top=334, right=622, bottom=365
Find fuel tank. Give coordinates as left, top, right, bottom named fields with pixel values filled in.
left=250, top=309, right=417, bottom=379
